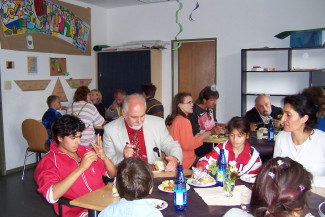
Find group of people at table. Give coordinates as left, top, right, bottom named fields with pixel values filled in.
left=35, top=84, right=325, bottom=217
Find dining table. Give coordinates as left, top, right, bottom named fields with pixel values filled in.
left=70, top=169, right=325, bottom=217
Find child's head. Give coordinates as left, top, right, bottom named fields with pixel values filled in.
left=116, top=157, right=153, bottom=201
left=47, top=95, right=61, bottom=110
left=52, top=115, right=85, bottom=144
left=227, top=117, right=250, bottom=147
left=250, top=157, right=313, bottom=217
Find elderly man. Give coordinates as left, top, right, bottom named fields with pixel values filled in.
left=106, top=89, right=127, bottom=121
left=245, top=94, right=283, bottom=130
left=103, top=93, right=182, bottom=171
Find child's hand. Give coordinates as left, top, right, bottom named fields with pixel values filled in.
left=92, top=134, right=108, bottom=161
left=79, top=151, right=97, bottom=170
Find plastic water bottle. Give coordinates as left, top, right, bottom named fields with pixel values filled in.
left=268, top=119, right=274, bottom=142
left=216, top=149, right=227, bottom=186
left=174, top=165, right=187, bottom=211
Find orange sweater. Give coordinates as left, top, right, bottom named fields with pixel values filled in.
left=169, top=115, right=203, bottom=169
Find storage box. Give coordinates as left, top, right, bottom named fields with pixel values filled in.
left=290, top=30, right=322, bottom=48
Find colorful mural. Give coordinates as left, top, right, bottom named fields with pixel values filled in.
left=0, top=0, right=90, bottom=52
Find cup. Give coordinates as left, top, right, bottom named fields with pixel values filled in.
left=257, top=130, right=263, bottom=140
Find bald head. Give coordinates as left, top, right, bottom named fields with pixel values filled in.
left=255, top=95, right=272, bottom=116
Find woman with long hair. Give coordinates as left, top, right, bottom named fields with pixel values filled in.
left=166, top=92, right=211, bottom=169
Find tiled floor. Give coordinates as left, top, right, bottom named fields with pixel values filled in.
left=0, top=168, right=57, bottom=217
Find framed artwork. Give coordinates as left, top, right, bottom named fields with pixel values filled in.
left=50, top=58, right=67, bottom=76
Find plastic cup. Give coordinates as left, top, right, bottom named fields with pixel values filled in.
left=257, top=130, right=263, bottom=140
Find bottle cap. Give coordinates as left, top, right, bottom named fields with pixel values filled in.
left=177, top=165, right=183, bottom=171
left=220, top=149, right=224, bottom=153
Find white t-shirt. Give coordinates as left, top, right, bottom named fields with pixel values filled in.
left=273, top=129, right=325, bottom=187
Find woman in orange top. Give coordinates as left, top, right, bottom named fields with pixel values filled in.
left=166, top=93, right=211, bottom=169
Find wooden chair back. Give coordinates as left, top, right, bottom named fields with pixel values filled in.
left=21, top=119, right=49, bottom=153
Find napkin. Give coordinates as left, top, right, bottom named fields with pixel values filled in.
left=194, top=185, right=251, bottom=206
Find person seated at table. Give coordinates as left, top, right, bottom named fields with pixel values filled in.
left=106, top=89, right=127, bottom=121
left=42, top=95, right=66, bottom=145
left=103, top=93, right=182, bottom=171
left=196, top=116, right=262, bottom=176
left=245, top=94, right=283, bottom=131
left=141, top=82, right=164, bottom=118
left=98, top=157, right=163, bottom=217
left=166, top=92, right=211, bottom=169
left=223, top=157, right=313, bottom=217
left=273, top=93, right=325, bottom=187
left=90, top=89, right=106, bottom=119
left=189, top=86, right=225, bottom=157
left=67, top=86, right=105, bottom=146
left=34, top=115, right=117, bottom=217
left=302, top=86, right=325, bottom=132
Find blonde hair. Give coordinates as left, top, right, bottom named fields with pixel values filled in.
left=91, top=89, right=102, bottom=103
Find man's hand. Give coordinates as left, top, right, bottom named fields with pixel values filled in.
left=273, top=119, right=281, bottom=128
left=211, top=125, right=222, bottom=135
left=123, top=144, right=135, bottom=159
left=110, top=103, right=117, bottom=111
left=165, top=156, right=178, bottom=171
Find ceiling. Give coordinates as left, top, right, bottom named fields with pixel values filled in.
left=76, top=0, right=175, bottom=9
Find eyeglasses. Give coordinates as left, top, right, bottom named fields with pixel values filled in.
left=182, top=101, right=193, bottom=105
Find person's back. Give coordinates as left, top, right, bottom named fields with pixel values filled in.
left=141, top=83, right=164, bottom=118
left=99, top=157, right=163, bottom=217
left=42, top=95, right=63, bottom=145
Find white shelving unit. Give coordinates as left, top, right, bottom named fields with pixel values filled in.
left=241, top=46, right=325, bottom=116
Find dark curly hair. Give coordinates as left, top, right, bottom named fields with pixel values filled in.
left=195, top=86, right=219, bottom=104
left=116, top=157, right=153, bottom=201
left=52, top=115, right=85, bottom=143
left=283, top=94, right=318, bottom=131
left=250, top=157, right=312, bottom=217
left=73, top=86, right=90, bottom=102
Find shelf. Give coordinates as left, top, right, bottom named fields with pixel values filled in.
left=242, top=93, right=290, bottom=97
left=242, top=46, right=325, bottom=52
left=244, top=68, right=325, bottom=73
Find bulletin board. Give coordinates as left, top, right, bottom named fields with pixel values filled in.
left=0, top=0, right=91, bottom=55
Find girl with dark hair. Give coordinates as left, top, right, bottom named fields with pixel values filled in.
left=196, top=117, right=262, bottom=176
left=274, top=93, right=325, bottom=187
left=34, top=115, right=117, bottom=217
left=67, top=86, right=105, bottom=146
left=166, top=92, right=211, bottom=169
left=224, top=157, right=313, bottom=217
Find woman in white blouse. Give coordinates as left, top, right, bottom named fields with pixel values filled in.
left=273, top=93, right=325, bottom=188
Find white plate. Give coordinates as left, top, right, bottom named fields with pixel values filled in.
left=187, top=178, right=216, bottom=187
left=240, top=174, right=257, bottom=183
left=158, top=184, right=190, bottom=193
left=146, top=198, right=168, bottom=211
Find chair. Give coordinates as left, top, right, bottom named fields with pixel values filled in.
left=21, top=119, right=49, bottom=180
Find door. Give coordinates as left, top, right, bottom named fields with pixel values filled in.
left=172, top=39, right=217, bottom=102
left=97, top=50, right=151, bottom=107
left=0, top=65, right=5, bottom=175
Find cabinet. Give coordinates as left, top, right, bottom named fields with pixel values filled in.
left=97, top=49, right=162, bottom=108
left=241, top=46, right=325, bottom=116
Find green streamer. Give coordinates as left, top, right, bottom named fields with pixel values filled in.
left=173, top=0, right=183, bottom=50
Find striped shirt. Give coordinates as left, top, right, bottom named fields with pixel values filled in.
left=67, top=101, right=105, bottom=146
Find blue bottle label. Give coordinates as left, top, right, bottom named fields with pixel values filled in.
left=175, top=191, right=187, bottom=205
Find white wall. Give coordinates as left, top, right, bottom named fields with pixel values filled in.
left=106, top=0, right=325, bottom=122
left=0, top=0, right=108, bottom=171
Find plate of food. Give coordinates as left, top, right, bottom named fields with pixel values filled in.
left=209, top=135, right=227, bottom=142
left=240, top=174, right=257, bottom=183
left=146, top=198, right=168, bottom=211
left=187, top=177, right=216, bottom=187
left=158, top=180, right=190, bottom=193
left=150, top=161, right=165, bottom=172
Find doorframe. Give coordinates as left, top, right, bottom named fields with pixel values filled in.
left=0, top=65, right=6, bottom=175
left=171, top=38, right=217, bottom=97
